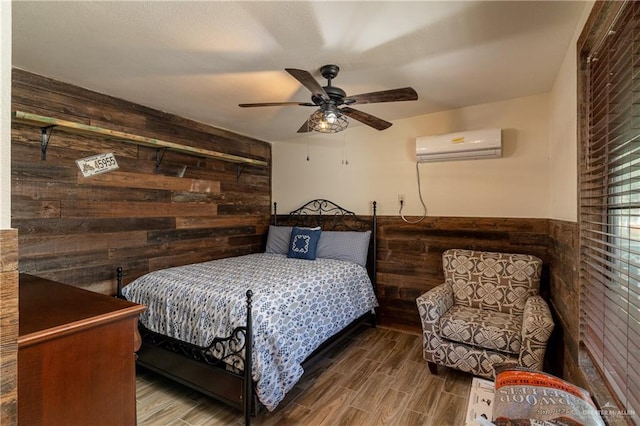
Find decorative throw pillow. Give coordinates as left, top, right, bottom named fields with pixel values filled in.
left=287, top=226, right=321, bottom=260
left=265, top=225, right=292, bottom=254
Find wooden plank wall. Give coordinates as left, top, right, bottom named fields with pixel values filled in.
left=0, top=229, right=18, bottom=425
left=547, top=219, right=580, bottom=381
left=11, top=69, right=271, bottom=294
left=376, top=216, right=550, bottom=332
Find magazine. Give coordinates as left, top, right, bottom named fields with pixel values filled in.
left=466, top=377, right=496, bottom=425
left=492, top=366, right=604, bottom=426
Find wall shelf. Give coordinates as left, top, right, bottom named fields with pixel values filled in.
left=11, top=111, right=268, bottom=167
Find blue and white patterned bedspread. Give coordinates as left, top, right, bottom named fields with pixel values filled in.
left=121, top=253, right=378, bottom=411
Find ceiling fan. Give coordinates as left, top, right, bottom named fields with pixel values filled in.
left=239, top=64, right=418, bottom=134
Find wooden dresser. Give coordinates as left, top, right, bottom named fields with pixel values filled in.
left=18, top=274, right=146, bottom=426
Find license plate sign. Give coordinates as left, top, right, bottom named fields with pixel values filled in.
left=76, top=152, right=119, bottom=177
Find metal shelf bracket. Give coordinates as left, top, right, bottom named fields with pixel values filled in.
left=236, top=164, right=246, bottom=182
left=155, top=148, right=168, bottom=170
left=41, top=126, right=55, bottom=160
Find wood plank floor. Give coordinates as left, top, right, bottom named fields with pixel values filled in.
left=135, top=326, right=474, bottom=425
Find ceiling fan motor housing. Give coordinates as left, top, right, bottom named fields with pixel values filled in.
left=313, top=86, right=346, bottom=105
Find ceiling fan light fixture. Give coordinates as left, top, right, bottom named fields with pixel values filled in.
left=308, top=108, right=348, bottom=133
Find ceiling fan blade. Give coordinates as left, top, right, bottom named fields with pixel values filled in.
left=296, top=118, right=313, bottom=133
left=285, top=68, right=329, bottom=102
left=239, top=101, right=315, bottom=108
left=340, top=107, right=392, bottom=131
left=345, top=87, right=418, bottom=105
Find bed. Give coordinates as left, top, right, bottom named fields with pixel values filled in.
left=117, top=199, right=378, bottom=425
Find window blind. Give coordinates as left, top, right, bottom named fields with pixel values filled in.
left=580, top=0, right=640, bottom=419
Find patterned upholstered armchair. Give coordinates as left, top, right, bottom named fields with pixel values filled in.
left=416, top=249, right=554, bottom=379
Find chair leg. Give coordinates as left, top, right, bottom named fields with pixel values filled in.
left=428, top=362, right=438, bottom=375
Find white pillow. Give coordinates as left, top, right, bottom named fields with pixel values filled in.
left=265, top=226, right=292, bottom=254
left=316, top=230, right=371, bottom=267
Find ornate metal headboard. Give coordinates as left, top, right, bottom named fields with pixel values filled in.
left=274, top=199, right=375, bottom=231
left=272, top=199, right=378, bottom=289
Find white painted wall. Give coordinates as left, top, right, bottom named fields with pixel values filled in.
left=273, top=3, right=594, bottom=222
left=273, top=93, right=550, bottom=217
left=1, top=0, right=11, bottom=229
left=548, top=1, right=594, bottom=223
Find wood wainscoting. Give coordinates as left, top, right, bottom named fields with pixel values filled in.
left=11, top=69, right=272, bottom=294
left=547, top=219, right=580, bottom=382
left=376, top=216, right=550, bottom=332
left=0, top=228, right=19, bottom=425
left=375, top=216, right=580, bottom=380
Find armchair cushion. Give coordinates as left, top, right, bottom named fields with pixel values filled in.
left=443, top=249, right=542, bottom=315
left=439, top=305, right=522, bottom=355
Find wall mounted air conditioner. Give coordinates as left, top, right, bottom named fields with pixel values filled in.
left=416, top=128, right=502, bottom=162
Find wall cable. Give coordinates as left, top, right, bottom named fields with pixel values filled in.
left=400, top=161, right=427, bottom=223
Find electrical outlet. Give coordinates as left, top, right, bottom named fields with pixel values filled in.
left=398, top=194, right=406, bottom=205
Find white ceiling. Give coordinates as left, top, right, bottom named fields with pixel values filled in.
left=12, top=1, right=587, bottom=142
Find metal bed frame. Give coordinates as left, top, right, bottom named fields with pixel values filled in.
left=117, top=199, right=377, bottom=425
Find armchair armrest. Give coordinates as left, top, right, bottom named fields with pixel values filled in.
left=416, top=283, right=454, bottom=329
left=518, top=295, right=555, bottom=371
left=416, top=283, right=454, bottom=368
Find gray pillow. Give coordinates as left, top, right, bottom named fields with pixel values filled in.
left=265, top=225, right=292, bottom=254
left=316, top=230, right=371, bottom=267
